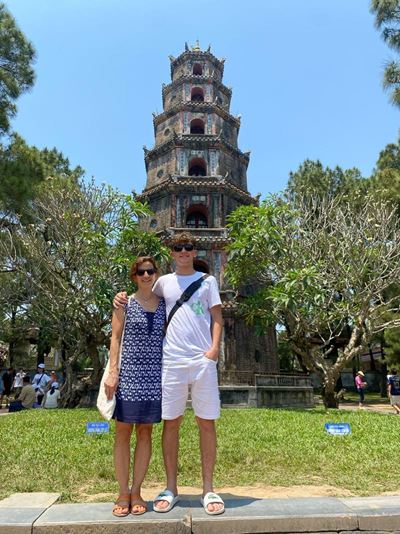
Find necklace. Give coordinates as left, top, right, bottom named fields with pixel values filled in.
left=135, top=293, right=153, bottom=303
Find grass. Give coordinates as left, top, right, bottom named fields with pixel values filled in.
left=340, top=391, right=386, bottom=403
left=1, top=407, right=399, bottom=501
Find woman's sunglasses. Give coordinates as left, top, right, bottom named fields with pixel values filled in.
left=136, top=268, right=156, bottom=276
left=173, top=243, right=194, bottom=252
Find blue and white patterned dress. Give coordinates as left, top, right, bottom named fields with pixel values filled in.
left=114, top=297, right=165, bottom=423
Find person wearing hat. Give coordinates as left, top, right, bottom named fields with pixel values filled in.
left=32, top=363, right=50, bottom=406
left=387, top=369, right=400, bottom=415
left=355, top=370, right=367, bottom=408
left=42, top=381, right=60, bottom=409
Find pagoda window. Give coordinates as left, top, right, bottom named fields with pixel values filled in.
left=193, top=63, right=203, bottom=75
left=188, top=158, right=207, bottom=176
left=191, top=87, right=204, bottom=102
left=190, top=119, right=205, bottom=134
left=186, top=211, right=208, bottom=228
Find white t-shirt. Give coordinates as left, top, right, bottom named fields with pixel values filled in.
left=43, top=389, right=60, bottom=408
left=13, top=372, right=24, bottom=388
left=32, top=372, right=51, bottom=394
left=153, top=271, right=222, bottom=363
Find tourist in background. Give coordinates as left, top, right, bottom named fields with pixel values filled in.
left=32, top=363, right=50, bottom=406
left=43, top=381, right=61, bottom=409
left=12, top=368, right=25, bottom=399
left=355, top=370, right=367, bottom=409
left=0, top=367, right=15, bottom=408
left=387, top=368, right=400, bottom=415
left=9, top=375, right=36, bottom=411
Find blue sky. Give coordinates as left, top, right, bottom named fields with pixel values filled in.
left=5, top=0, right=399, bottom=198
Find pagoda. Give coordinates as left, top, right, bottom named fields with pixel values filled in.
left=137, top=43, right=278, bottom=379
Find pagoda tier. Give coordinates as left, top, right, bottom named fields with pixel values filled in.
left=169, top=45, right=225, bottom=82
left=153, top=102, right=241, bottom=140
left=162, top=76, right=232, bottom=111
left=143, top=134, right=250, bottom=192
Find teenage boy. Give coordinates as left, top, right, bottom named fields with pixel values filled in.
left=113, top=232, right=225, bottom=515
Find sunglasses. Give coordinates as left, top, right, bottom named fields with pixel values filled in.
left=136, top=268, right=156, bottom=276
left=173, top=243, right=194, bottom=252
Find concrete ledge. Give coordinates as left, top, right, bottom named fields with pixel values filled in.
left=1, top=493, right=400, bottom=533
left=341, top=496, right=400, bottom=531
left=190, top=497, right=357, bottom=533
left=0, top=493, right=60, bottom=534
left=33, top=502, right=192, bottom=533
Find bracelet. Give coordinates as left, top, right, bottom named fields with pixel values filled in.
left=109, top=369, right=119, bottom=376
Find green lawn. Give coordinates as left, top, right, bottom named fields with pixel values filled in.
left=340, top=391, right=387, bottom=403
left=1, top=407, right=398, bottom=501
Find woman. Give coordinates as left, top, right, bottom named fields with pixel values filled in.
left=355, top=370, right=367, bottom=408
left=104, top=256, right=165, bottom=516
left=42, top=381, right=60, bottom=409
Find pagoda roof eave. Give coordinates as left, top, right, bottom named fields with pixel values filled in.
left=154, top=101, right=240, bottom=128
left=163, top=76, right=231, bottom=97
left=137, top=176, right=257, bottom=204
left=144, top=135, right=250, bottom=162
left=170, top=50, right=225, bottom=78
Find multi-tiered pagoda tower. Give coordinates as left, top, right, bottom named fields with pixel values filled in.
left=137, top=43, right=278, bottom=379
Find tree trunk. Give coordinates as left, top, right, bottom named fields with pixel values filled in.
left=321, top=372, right=340, bottom=408
left=60, top=341, right=103, bottom=408
left=321, top=387, right=339, bottom=408
left=8, top=309, right=16, bottom=367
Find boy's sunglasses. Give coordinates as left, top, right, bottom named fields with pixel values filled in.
left=173, top=243, right=194, bottom=252
left=136, top=268, right=156, bottom=276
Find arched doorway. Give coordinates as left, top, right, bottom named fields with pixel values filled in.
left=193, top=63, right=203, bottom=75
left=188, top=158, right=207, bottom=176
left=186, top=211, right=208, bottom=228
left=191, top=87, right=204, bottom=102
left=190, top=119, right=205, bottom=134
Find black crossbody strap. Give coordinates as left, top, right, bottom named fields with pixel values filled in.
left=164, top=274, right=209, bottom=333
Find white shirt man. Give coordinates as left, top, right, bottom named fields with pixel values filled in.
left=32, top=364, right=50, bottom=405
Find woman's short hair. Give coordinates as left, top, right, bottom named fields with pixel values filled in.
left=129, top=256, right=158, bottom=282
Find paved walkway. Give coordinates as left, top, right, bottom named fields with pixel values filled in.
left=1, top=492, right=400, bottom=533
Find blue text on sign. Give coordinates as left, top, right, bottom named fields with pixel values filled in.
left=86, top=422, right=110, bottom=434
left=325, top=423, right=351, bottom=436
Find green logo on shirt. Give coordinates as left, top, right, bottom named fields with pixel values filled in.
left=190, top=300, right=205, bottom=316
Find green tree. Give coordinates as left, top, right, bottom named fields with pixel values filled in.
left=0, top=138, right=86, bottom=368
left=371, top=137, right=400, bottom=204
left=226, top=194, right=400, bottom=408
left=0, top=135, right=84, bottom=226
left=0, top=176, right=169, bottom=406
left=371, top=0, right=400, bottom=106
left=0, top=134, right=46, bottom=224
left=287, top=159, right=366, bottom=202
left=0, top=2, right=35, bottom=135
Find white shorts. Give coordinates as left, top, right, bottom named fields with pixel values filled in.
left=390, top=395, right=400, bottom=406
left=161, top=356, right=220, bottom=420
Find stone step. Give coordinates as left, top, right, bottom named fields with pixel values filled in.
left=1, top=493, right=400, bottom=533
